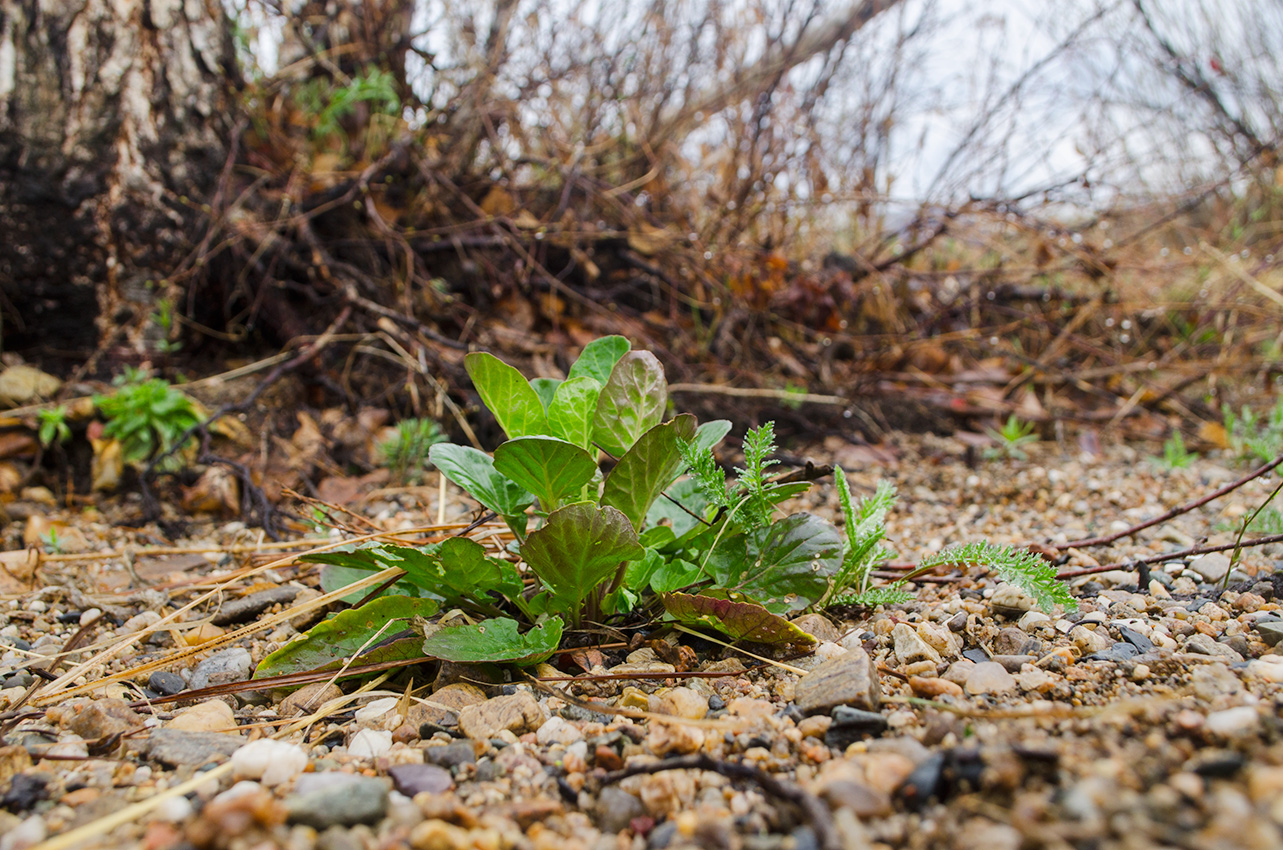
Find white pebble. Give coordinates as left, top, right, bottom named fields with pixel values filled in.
left=348, top=728, right=393, bottom=758
left=232, top=739, right=309, bottom=786
left=153, top=795, right=194, bottom=823
left=354, top=697, right=400, bottom=726
left=1246, top=657, right=1283, bottom=684
left=0, top=814, right=46, bottom=850
left=1205, top=706, right=1260, bottom=738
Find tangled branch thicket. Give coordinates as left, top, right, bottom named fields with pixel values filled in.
left=175, top=0, right=1283, bottom=440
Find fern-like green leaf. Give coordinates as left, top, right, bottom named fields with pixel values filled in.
left=920, top=541, right=1077, bottom=612
left=828, top=586, right=914, bottom=608
left=734, top=423, right=779, bottom=532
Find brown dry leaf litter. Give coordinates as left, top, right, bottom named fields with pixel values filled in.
left=0, top=434, right=1281, bottom=850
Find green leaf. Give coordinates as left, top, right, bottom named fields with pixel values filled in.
left=707, top=513, right=844, bottom=612
left=307, top=540, right=522, bottom=606
left=662, top=593, right=817, bottom=647
left=521, top=503, right=645, bottom=610
left=429, top=443, right=535, bottom=518
left=649, top=558, right=703, bottom=593
left=592, top=351, right=667, bottom=457
left=420, top=617, right=563, bottom=666
left=920, top=541, right=1077, bottom=612
left=567, top=336, right=631, bottom=385
left=645, top=477, right=712, bottom=540
left=465, top=352, right=548, bottom=439
left=602, top=414, right=697, bottom=530
left=693, top=419, right=733, bottom=452
left=318, top=562, right=431, bottom=604
left=623, top=547, right=666, bottom=590
left=254, top=596, right=437, bottom=678
left=529, top=378, right=562, bottom=411
left=494, top=437, right=597, bottom=510
left=546, top=376, right=602, bottom=450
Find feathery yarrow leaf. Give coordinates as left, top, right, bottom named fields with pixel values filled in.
left=920, top=541, right=1077, bottom=612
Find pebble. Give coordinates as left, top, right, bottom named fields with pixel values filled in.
left=1188, top=553, right=1231, bottom=583
left=1070, top=626, right=1112, bottom=655
left=535, top=716, right=584, bottom=746
left=1204, top=706, right=1260, bottom=738
left=825, top=707, right=888, bottom=749
left=916, top=621, right=959, bottom=659
left=147, top=671, right=186, bottom=697
left=286, top=774, right=389, bottom=828
left=650, top=687, right=708, bottom=720
left=594, top=786, right=645, bottom=834
left=1245, top=656, right=1283, bottom=683
left=232, top=739, right=309, bottom=786
left=457, top=692, right=546, bottom=741
left=121, top=611, right=162, bottom=633
left=387, top=763, right=453, bottom=797
left=990, top=654, right=1035, bottom=673
left=1017, top=611, right=1051, bottom=630
left=423, top=741, right=476, bottom=769
left=817, top=780, right=893, bottom=817
left=189, top=647, right=253, bottom=690
left=167, top=699, right=235, bottom=733
left=964, top=662, right=1017, bottom=695
left=1255, top=621, right=1283, bottom=647
left=348, top=729, right=393, bottom=758
left=892, top=623, right=941, bottom=665
left=281, top=682, right=344, bottom=716
left=791, top=613, right=841, bottom=643
left=58, top=698, right=145, bottom=739
left=1185, top=633, right=1244, bottom=662
left=141, top=728, right=246, bottom=767
left=990, top=585, right=1035, bottom=616
left=793, top=647, right=880, bottom=715
left=1084, top=643, right=1138, bottom=663
left=0, top=815, right=45, bottom=850
left=908, top=676, right=964, bottom=699
left=646, top=721, right=706, bottom=756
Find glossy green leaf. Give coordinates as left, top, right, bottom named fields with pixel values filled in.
left=643, top=477, right=710, bottom=539
left=693, top=419, right=733, bottom=452
left=420, top=617, right=563, bottom=666
left=306, top=540, right=522, bottom=606
left=529, top=378, right=562, bottom=411
left=546, top=376, right=602, bottom=450
left=567, top=335, right=631, bottom=386
left=602, top=414, right=697, bottom=530
left=429, top=443, right=535, bottom=518
left=649, top=558, right=703, bottom=593
left=494, top=436, right=597, bottom=510
left=254, top=596, right=437, bottom=678
left=706, top=513, right=844, bottom=612
left=623, top=547, right=665, bottom=591
left=521, top=503, right=645, bottom=609
left=592, top=351, right=667, bottom=457
left=661, top=592, right=817, bottom=647
left=465, top=352, right=548, bottom=439
left=318, top=563, right=430, bottom=604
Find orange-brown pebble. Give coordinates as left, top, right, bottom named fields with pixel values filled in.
left=908, top=676, right=964, bottom=699
left=392, top=724, right=419, bottom=745
left=182, top=623, right=226, bottom=646
left=594, top=745, right=623, bottom=771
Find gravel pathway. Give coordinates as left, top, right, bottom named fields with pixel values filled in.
left=1, top=434, right=1281, bottom=850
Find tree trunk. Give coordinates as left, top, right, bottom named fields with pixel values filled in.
left=0, top=0, right=235, bottom=365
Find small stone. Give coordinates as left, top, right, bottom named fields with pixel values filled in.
left=892, top=623, right=941, bottom=665
left=942, top=659, right=976, bottom=685
left=1204, top=706, right=1259, bottom=738
left=1070, top=625, right=1111, bottom=655
left=354, top=697, right=401, bottom=728
left=140, top=729, right=245, bottom=767
left=992, top=627, right=1032, bottom=656
left=647, top=721, right=705, bottom=756
left=348, top=729, right=393, bottom=758
left=791, top=613, right=840, bottom=643
left=535, top=716, right=583, bottom=746
left=232, top=739, right=308, bottom=786
left=189, top=648, right=253, bottom=691
left=1017, top=611, right=1051, bottom=630
left=990, top=585, right=1035, bottom=616
left=1131, top=664, right=1151, bottom=681
left=1254, top=621, right=1283, bottom=647
left=147, top=671, right=186, bottom=697
left=797, top=715, right=832, bottom=738
left=1017, top=666, right=1056, bottom=693
left=1115, top=626, right=1154, bottom=652
left=825, top=707, right=888, bottom=748
left=0, top=814, right=46, bottom=850
left=423, top=741, right=476, bottom=769
left=1188, top=553, right=1231, bottom=583
left=818, top=781, right=892, bottom=817
left=387, top=763, right=452, bottom=797
left=1185, top=633, right=1244, bottom=662
left=458, top=692, right=546, bottom=742
left=167, top=699, right=235, bottom=733
left=1084, top=643, right=1138, bottom=663
left=286, top=775, right=388, bottom=828
left=281, top=682, right=344, bottom=717
left=916, top=622, right=959, bottom=659
left=1246, top=656, right=1283, bottom=683
left=794, top=647, right=880, bottom=715
left=990, top=654, right=1035, bottom=673
left=182, top=623, right=227, bottom=646
left=964, top=662, right=1016, bottom=695
left=62, top=698, right=145, bottom=739
left=650, top=687, right=708, bottom=720
left=908, top=677, right=963, bottom=699
left=594, top=786, right=645, bottom=834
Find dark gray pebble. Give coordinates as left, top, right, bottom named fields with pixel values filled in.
left=1115, top=626, right=1154, bottom=652
left=148, top=671, right=186, bottom=696
left=286, top=775, right=388, bottom=829
left=1085, top=643, right=1139, bottom=663
left=423, top=741, right=476, bottom=769
left=387, top=763, right=453, bottom=797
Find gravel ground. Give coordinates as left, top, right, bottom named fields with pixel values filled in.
left=1, top=433, right=1281, bottom=850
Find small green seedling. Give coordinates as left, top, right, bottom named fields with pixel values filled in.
left=1152, top=430, right=1197, bottom=470
left=94, top=372, right=200, bottom=463
left=37, top=406, right=71, bottom=448
left=984, top=414, right=1038, bottom=461
left=380, top=418, right=447, bottom=484
left=1223, top=398, right=1283, bottom=464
